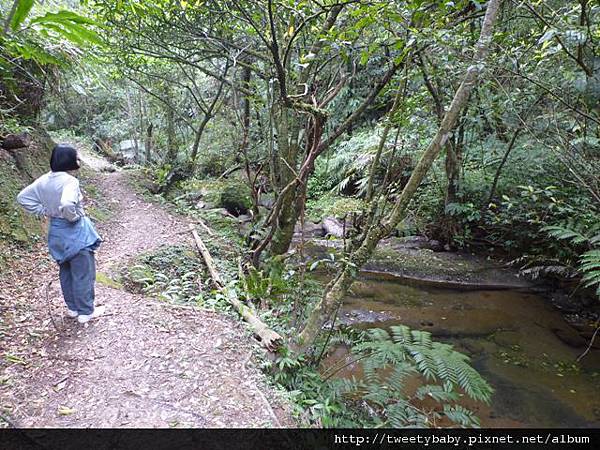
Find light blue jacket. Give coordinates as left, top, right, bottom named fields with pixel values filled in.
left=48, top=217, right=101, bottom=264
left=17, top=171, right=101, bottom=264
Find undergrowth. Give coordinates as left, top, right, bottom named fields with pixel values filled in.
left=139, top=175, right=495, bottom=428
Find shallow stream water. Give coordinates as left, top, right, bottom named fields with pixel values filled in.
left=322, top=274, right=600, bottom=427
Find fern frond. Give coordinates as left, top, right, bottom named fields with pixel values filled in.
left=443, top=404, right=481, bottom=428
left=386, top=402, right=410, bottom=428
left=386, top=362, right=416, bottom=393
left=390, top=325, right=412, bottom=345
left=410, top=329, right=433, bottom=349
left=543, top=224, right=589, bottom=245
left=415, top=384, right=460, bottom=402
left=343, top=324, right=492, bottom=428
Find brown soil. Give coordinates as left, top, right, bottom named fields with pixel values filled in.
left=0, top=149, right=292, bottom=428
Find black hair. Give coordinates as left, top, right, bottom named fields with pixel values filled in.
left=50, top=144, right=80, bottom=172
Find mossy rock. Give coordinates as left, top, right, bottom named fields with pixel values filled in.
left=219, top=183, right=252, bottom=216
left=0, top=128, right=54, bottom=244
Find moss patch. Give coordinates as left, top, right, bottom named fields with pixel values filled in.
left=0, top=129, right=54, bottom=245
left=96, top=272, right=123, bottom=289
left=87, top=205, right=112, bottom=222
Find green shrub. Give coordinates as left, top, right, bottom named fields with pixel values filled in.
left=306, top=194, right=364, bottom=222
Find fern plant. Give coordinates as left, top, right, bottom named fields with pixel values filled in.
left=543, top=222, right=600, bottom=297
left=581, top=250, right=600, bottom=297
left=328, top=326, right=493, bottom=428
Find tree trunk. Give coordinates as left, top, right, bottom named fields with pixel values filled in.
left=487, top=128, right=521, bottom=206
left=239, top=66, right=260, bottom=217
left=295, top=0, right=503, bottom=353
left=444, top=141, right=461, bottom=207
left=189, top=115, right=210, bottom=164
left=267, top=100, right=302, bottom=256
left=145, top=123, right=153, bottom=164
left=2, top=0, right=18, bottom=35
left=165, top=102, right=177, bottom=162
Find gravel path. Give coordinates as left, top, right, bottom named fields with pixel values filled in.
left=0, top=151, right=291, bottom=428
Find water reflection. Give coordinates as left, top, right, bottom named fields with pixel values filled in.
left=321, top=274, right=600, bottom=427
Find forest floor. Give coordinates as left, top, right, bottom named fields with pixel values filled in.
left=0, top=148, right=292, bottom=428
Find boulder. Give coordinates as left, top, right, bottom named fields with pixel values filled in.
left=119, top=139, right=144, bottom=162
left=551, top=293, right=583, bottom=314
left=323, top=216, right=347, bottom=238
left=220, top=183, right=252, bottom=216
left=0, top=148, right=12, bottom=162
left=294, top=221, right=325, bottom=238
left=387, top=236, right=443, bottom=252
left=145, top=180, right=162, bottom=194
left=258, top=193, right=275, bottom=209
left=1, top=132, right=32, bottom=150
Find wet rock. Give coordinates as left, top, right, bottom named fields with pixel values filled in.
left=551, top=327, right=587, bottom=348
left=386, top=236, right=443, bottom=252
left=551, top=293, right=583, bottom=314
left=336, top=309, right=397, bottom=326
left=294, top=221, right=324, bottom=238
left=493, top=331, right=522, bottom=348
left=1, top=132, right=32, bottom=150
left=323, top=217, right=347, bottom=238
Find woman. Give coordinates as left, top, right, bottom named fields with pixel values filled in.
left=17, top=144, right=105, bottom=324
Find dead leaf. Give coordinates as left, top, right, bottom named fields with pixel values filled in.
left=58, top=406, right=76, bottom=416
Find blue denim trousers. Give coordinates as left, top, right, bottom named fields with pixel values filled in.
left=58, top=249, right=96, bottom=315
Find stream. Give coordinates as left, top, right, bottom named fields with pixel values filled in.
left=321, top=273, right=600, bottom=427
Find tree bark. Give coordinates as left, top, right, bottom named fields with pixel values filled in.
left=487, top=128, right=521, bottom=206
left=295, top=0, right=503, bottom=353
left=165, top=99, right=177, bottom=162
left=2, top=0, right=19, bottom=35
left=145, top=123, right=153, bottom=164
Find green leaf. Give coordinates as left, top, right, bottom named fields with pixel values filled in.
left=30, top=10, right=103, bottom=47
left=10, top=0, right=35, bottom=30
left=30, top=10, right=98, bottom=26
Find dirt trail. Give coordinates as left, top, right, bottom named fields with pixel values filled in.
left=0, top=150, right=290, bottom=427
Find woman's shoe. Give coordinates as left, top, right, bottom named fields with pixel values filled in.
left=66, top=309, right=78, bottom=318
left=77, top=305, right=106, bottom=324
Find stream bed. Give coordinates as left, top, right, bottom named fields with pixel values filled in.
left=322, top=274, right=600, bottom=427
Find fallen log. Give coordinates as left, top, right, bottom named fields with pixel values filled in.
left=188, top=224, right=283, bottom=350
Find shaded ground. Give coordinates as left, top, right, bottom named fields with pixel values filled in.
left=0, top=149, right=291, bottom=427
